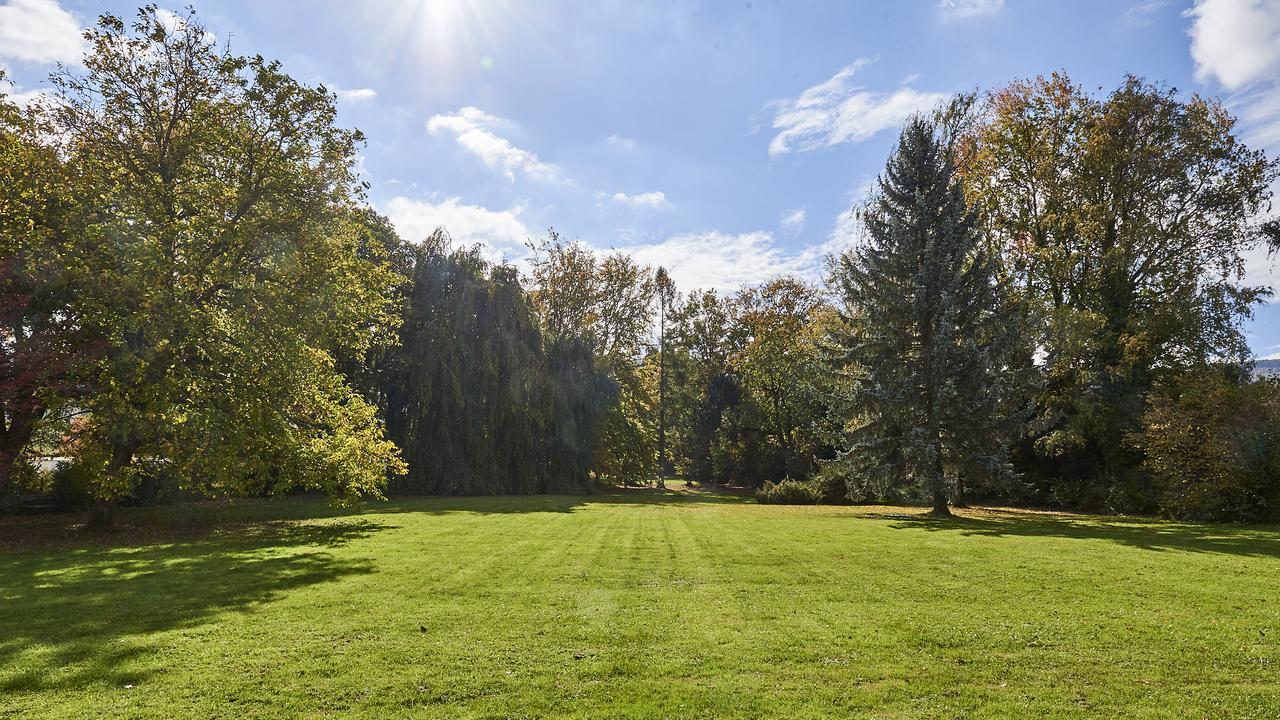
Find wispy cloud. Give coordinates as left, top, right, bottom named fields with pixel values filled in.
left=780, top=208, right=806, bottom=236
left=0, top=0, right=84, bottom=65
left=768, top=59, right=949, bottom=156
left=336, top=87, right=377, bottom=103
left=1122, top=1, right=1170, bottom=27
left=624, top=230, right=847, bottom=294
left=427, top=106, right=558, bottom=182
left=606, top=134, right=638, bottom=151
left=612, top=190, right=670, bottom=209
left=937, top=0, right=1005, bottom=21
left=1184, top=0, right=1280, bottom=279
left=626, top=232, right=804, bottom=293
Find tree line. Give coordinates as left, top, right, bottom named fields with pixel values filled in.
left=3, top=8, right=1280, bottom=526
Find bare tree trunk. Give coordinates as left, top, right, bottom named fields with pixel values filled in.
left=87, top=497, right=115, bottom=531
left=928, top=433, right=951, bottom=517
left=952, top=476, right=969, bottom=509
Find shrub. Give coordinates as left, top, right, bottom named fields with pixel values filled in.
left=1135, top=371, right=1280, bottom=523
left=50, top=462, right=94, bottom=511
left=755, top=479, right=821, bottom=504
left=809, top=470, right=852, bottom=504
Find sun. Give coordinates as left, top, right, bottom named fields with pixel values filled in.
left=372, top=0, right=518, bottom=76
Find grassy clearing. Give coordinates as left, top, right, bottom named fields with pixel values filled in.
left=1, top=484, right=1278, bottom=718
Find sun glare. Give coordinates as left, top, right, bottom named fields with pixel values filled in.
left=373, top=0, right=516, bottom=76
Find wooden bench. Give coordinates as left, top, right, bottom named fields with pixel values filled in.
left=16, top=493, right=65, bottom=513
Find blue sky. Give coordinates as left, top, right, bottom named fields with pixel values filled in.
left=4, top=0, right=1280, bottom=355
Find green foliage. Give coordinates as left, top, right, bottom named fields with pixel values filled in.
left=1136, top=371, right=1280, bottom=523
left=526, top=230, right=658, bottom=485
left=25, top=8, right=404, bottom=515
left=49, top=462, right=93, bottom=511
left=828, top=110, right=1022, bottom=514
left=964, top=73, right=1280, bottom=510
left=385, top=235, right=612, bottom=494
left=0, top=76, right=92, bottom=490
left=754, top=478, right=821, bottom=504
left=729, top=278, right=834, bottom=485
left=661, top=281, right=837, bottom=489
left=668, top=289, right=739, bottom=483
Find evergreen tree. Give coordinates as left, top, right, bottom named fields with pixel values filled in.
left=828, top=113, right=1018, bottom=516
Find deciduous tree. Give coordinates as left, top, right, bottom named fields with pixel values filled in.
left=49, top=8, right=404, bottom=526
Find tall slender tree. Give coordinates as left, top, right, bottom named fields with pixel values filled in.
left=829, top=112, right=1018, bottom=516
left=654, top=266, right=676, bottom=484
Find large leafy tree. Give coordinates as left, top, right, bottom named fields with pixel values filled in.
left=728, top=277, right=830, bottom=486
left=0, top=78, right=95, bottom=489
left=829, top=113, right=1018, bottom=516
left=386, top=233, right=609, bottom=494
left=49, top=8, right=403, bottom=525
left=526, top=230, right=657, bottom=484
left=667, top=289, right=738, bottom=483
left=962, top=74, right=1280, bottom=509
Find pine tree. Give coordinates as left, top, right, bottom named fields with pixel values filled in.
left=828, top=113, right=1018, bottom=516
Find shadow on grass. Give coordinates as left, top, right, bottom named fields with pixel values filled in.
left=378, top=483, right=754, bottom=516
left=0, top=518, right=387, bottom=693
left=883, top=509, right=1280, bottom=559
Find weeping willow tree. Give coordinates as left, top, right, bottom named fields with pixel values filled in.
left=385, top=231, right=613, bottom=494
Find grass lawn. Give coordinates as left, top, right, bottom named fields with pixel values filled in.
left=1, top=484, right=1278, bottom=719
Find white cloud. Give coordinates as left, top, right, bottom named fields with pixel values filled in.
left=427, top=106, right=557, bottom=182
left=606, top=134, right=638, bottom=151
left=0, top=0, right=84, bottom=65
left=612, top=190, right=670, bottom=208
left=828, top=209, right=863, bottom=255
left=0, top=70, right=47, bottom=106
left=381, top=195, right=532, bottom=261
left=337, top=87, right=377, bottom=103
left=1243, top=239, right=1280, bottom=293
left=1186, top=2, right=1280, bottom=189
left=938, top=0, right=1005, bottom=20
left=625, top=231, right=836, bottom=294
left=1236, top=84, right=1280, bottom=147
left=824, top=178, right=879, bottom=258
left=1187, top=0, right=1280, bottom=91
left=780, top=208, right=806, bottom=235
left=768, top=59, right=949, bottom=156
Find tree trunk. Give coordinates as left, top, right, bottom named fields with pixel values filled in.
left=87, top=437, right=134, bottom=531
left=952, top=476, right=969, bottom=509
left=87, top=497, right=115, bottom=531
left=928, top=435, right=951, bottom=517
left=931, top=488, right=952, bottom=517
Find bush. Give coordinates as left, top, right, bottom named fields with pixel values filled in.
left=1135, top=371, right=1280, bottom=523
left=50, top=462, right=94, bottom=511
left=809, top=470, right=852, bottom=504
left=755, top=479, right=821, bottom=504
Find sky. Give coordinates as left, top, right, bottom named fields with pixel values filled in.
left=4, top=0, right=1280, bottom=355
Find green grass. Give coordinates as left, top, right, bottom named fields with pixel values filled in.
left=2, top=484, right=1279, bottom=719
